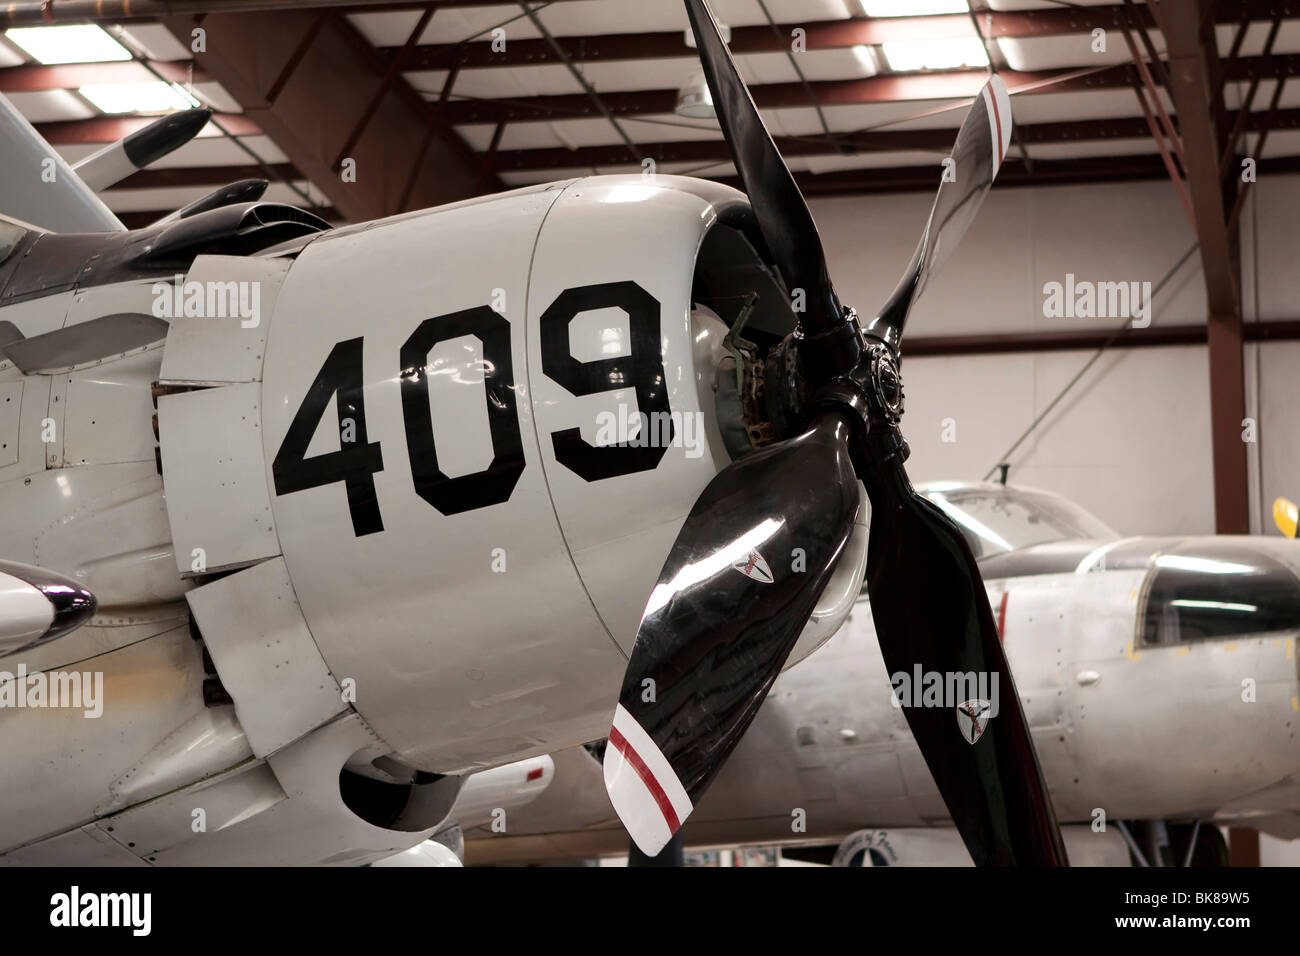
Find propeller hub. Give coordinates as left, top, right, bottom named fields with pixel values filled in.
left=813, top=339, right=904, bottom=434
left=868, top=343, right=905, bottom=426
left=808, top=336, right=910, bottom=478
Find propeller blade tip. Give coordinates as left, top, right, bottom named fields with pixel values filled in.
left=604, top=704, right=694, bottom=857
left=982, top=75, right=1014, bottom=177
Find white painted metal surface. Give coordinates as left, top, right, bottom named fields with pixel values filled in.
left=260, top=184, right=623, bottom=774
left=158, top=382, right=282, bottom=575
left=527, top=178, right=746, bottom=656
left=62, top=350, right=161, bottom=468
left=70, top=138, right=140, bottom=193
left=0, top=567, right=53, bottom=650
left=0, top=381, right=20, bottom=469
left=33, top=471, right=186, bottom=610
left=0, top=825, right=146, bottom=867
left=86, top=712, right=457, bottom=866
left=6, top=165, right=1289, bottom=867
left=467, top=531, right=1300, bottom=862
left=448, top=754, right=554, bottom=830
left=372, top=841, right=463, bottom=867
left=96, top=707, right=251, bottom=816
left=0, top=92, right=123, bottom=233
left=0, top=624, right=210, bottom=853
left=158, top=255, right=290, bottom=386
left=185, top=556, right=346, bottom=757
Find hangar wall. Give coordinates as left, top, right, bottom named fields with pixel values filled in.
left=811, top=174, right=1300, bottom=538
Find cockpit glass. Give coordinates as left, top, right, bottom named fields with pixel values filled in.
left=1139, top=543, right=1300, bottom=646
left=0, top=216, right=28, bottom=266
left=922, top=487, right=1118, bottom=558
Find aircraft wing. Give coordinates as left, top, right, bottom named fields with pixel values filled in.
left=0, top=92, right=123, bottom=233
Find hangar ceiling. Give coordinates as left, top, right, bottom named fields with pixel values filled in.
left=2, top=0, right=1300, bottom=227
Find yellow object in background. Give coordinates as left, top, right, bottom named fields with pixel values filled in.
left=1274, top=498, right=1299, bottom=538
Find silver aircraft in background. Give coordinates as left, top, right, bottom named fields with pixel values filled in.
left=466, top=483, right=1300, bottom=866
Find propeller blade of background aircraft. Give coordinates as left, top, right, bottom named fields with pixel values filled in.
left=863, top=76, right=1013, bottom=351
left=72, top=108, right=211, bottom=191
left=862, top=459, right=1069, bottom=865
left=1274, top=497, right=1299, bottom=538
left=683, top=0, right=840, bottom=335
left=604, top=412, right=860, bottom=856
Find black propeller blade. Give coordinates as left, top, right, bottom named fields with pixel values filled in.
left=605, top=0, right=1066, bottom=865
left=863, top=458, right=1068, bottom=865
left=604, top=412, right=860, bottom=855
left=682, top=0, right=840, bottom=335
left=864, top=78, right=1012, bottom=350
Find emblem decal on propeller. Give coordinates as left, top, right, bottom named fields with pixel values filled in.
left=732, top=549, right=773, bottom=583
left=956, top=699, right=993, bottom=744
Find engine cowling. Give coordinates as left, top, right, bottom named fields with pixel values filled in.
left=157, top=175, right=870, bottom=778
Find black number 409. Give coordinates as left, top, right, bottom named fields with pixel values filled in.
left=271, top=281, right=674, bottom=536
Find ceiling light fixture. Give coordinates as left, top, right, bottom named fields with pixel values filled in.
left=882, top=37, right=990, bottom=72
left=6, top=25, right=131, bottom=65
left=858, top=0, right=970, bottom=15
left=852, top=44, right=878, bottom=74
left=78, top=81, right=201, bottom=115
left=675, top=69, right=716, bottom=119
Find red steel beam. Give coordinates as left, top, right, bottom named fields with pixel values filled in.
left=101, top=155, right=1300, bottom=222
left=5, top=0, right=1170, bottom=34
left=0, top=0, right=578, bottom=27
left=0, top=60, right=206, bottom=92
left=160, top=8, right=494, bottom=222
left=265, top=11, right=331, bottom=105
left=904, top=319, right=1300, bottom=359
left=1227, top=75, right=1290, bottom=232
left=397, top=14, right=979, bottom=71
left=708, top=152, right=1300, bottom=197
left=1120, top=20, right=1184, bottom=166
left=390, top=1, right=1300, bottom=71
left=442, top=55, right=1300, bottom=125
left=1119, top=22, right=1196, bottom=228
left=1150, top=0, right=1249, bottom=535
left=115, top=163, right=301, bottom=188
left=36, top=113, right=260, bottom=144
left=1218, top=13, right=1284, bottom=169
left=491, top=109, right=1300, bottom=173
left=398, top=62, right=462, bottom=212
left=53, top=135, right=1300, bottom=195
left=715, top=154, right=1175, bottom=196
left=331, top=3, right=437, bottom=170
left=1228, top=828, right=1261, bottom=867
left=445, top=66, right=1117, bottom=124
